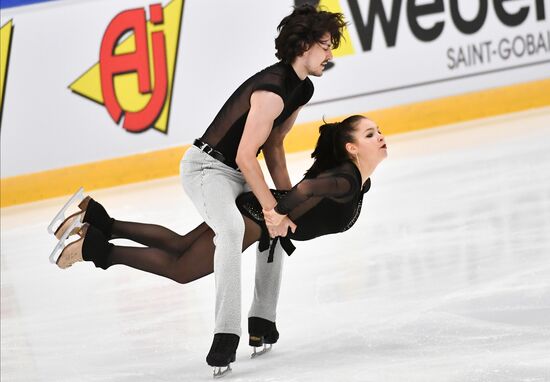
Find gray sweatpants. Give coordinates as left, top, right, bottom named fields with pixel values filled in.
left=248, top=241, right=284, bottom=323
left=180, top=146, right=283, bottom=336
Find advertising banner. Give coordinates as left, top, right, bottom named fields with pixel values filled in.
left=1, top=0, right=548, bottom=178
left=305, top=0, right=550, bottom=119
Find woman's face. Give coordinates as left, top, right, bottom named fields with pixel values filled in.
left=347, top=118, right=387, bottom=165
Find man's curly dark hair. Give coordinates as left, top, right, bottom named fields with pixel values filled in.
left=275, top=5, right=347, bottom=64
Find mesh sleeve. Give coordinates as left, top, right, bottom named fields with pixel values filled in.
left=252, top=83, right=285, bottom=99
left=252, top=70, right=286, bottom=99
left=299, top=79, right=314, bottom=106
left=274, top=173, right=357, bottom=215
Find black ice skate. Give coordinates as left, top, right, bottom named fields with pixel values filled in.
left=206, top=333, right=239, bottom=378
left=248, top=317, right=279, bottom=358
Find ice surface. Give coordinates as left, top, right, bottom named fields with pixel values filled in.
left=2, top=108, right=549, bottom=382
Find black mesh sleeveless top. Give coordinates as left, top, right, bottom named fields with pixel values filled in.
left=200, top=62, right=314, bottom=169
left=236, top=161, right=371, bottom=261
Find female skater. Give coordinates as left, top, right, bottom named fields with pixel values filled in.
left=49, top=114, right=387, bottom=372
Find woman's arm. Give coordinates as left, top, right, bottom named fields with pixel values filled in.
left=274, top=173, right=357, bottom=215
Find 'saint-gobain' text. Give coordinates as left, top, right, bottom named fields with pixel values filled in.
left=447, top=30, right=550, bottom=70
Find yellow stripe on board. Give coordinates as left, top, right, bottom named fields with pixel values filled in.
left=282, top=78, right=550, bottom=153
left=2, top=78, right=550, bottom=207
left=0, top=146, right=187, bottom=207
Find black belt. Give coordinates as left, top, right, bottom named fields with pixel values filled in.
left=193, top=139, right=239, bottom=170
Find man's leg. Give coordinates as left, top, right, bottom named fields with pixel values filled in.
left=247, top=241, right=284, bottom=355
left=181, top=147, right=246, bottom=337
left=248, top=241, right=284, bottom=322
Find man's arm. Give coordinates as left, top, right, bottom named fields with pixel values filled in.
left=262, top=106, right=302, bottom=190
left=236, top=90, right=296, bottom=237
left=236, top=90, right=284, bottom=212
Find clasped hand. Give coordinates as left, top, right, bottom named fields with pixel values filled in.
left=263, top=208, right=297, bottom=238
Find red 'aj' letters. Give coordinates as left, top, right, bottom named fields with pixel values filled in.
left=99, top=4, right=168, bottom=132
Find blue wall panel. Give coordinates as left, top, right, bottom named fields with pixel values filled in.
left=1, top=0, right=56, bottom=9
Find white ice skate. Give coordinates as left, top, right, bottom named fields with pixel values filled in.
left=212, top=365, right=232, bottom=378
left=48, top=217, right=83, bottom=264
left=251, top=343, right=272, bottom=359
left=47, top=187, right=86, bottom=237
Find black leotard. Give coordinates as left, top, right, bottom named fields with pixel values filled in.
left=236, top=161, right=371, bottom=261
left=200, top=62, right=314, bottom=169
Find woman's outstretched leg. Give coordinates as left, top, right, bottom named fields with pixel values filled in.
left=57, top=216, right=263, bottom=285
left=107, top=216, right=262, bottom=283
left=111, top=220, right=210, bottom=255
left=60, top=196, right=210, bottom=255
left=108, top=227, right=216, bottom=283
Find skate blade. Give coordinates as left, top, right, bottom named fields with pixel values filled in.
left=47, top=187, right=85, bottom=234
left=49, top=218, right=83, bottom=264
left=213, top=365, right=232, bottom=378
left=251, top=344, right=272, bottom=359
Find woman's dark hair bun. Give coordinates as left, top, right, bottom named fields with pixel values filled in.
left=305, top=115, right=364, bottom=178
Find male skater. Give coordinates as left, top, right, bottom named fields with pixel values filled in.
left=179, top=5, right=346, bottom=376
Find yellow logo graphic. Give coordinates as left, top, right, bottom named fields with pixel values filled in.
left=1, top=19, right=14, bottom=123
left=320, top=0, right=355, bottom=57
left=70, top=0, right=183, bottom=133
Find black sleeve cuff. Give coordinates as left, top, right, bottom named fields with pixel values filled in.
left=274, top=204, right=287, bottom=215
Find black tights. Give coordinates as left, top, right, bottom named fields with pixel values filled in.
left=105, top=217, right=262, bottom=284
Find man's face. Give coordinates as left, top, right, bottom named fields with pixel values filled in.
left=302, top=32, right=334, bottom=77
